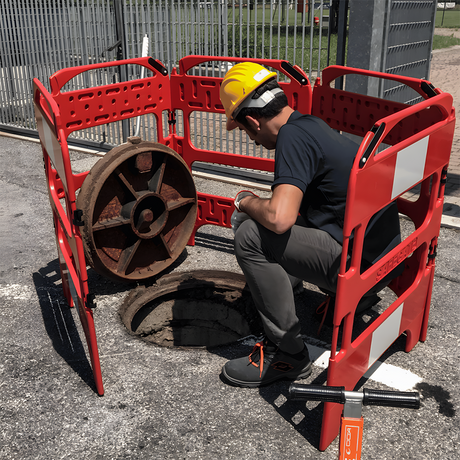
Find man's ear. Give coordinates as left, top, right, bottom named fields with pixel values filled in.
left=245, top=115, right=261, bottom=131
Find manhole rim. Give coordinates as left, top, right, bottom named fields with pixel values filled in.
left=118, top=270, right=261, bottom=348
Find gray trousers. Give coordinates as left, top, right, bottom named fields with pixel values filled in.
left=234, top=217, right=343, bottom=354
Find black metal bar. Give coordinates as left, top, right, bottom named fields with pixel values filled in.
left=289, top=384, right=421, bottom=410
left=114, top=0, right=129, bottom=142
left=335, top=0, right=349, bottom=90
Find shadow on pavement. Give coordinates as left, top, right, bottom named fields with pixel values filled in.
left=193, top=232, right=235, bottom=255
left=445, top=172, right=460, bottom=193
left=32, top=258, right=97, bottom=393
left=442, top=201, right=460, bottom=218
left=258, top=369, right=329, bottom=450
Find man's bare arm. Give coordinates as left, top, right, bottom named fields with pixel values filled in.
left=238, top=184, right=303, bottom=234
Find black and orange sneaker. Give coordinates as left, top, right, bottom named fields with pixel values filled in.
left=221, top=338, right=312, bottom=388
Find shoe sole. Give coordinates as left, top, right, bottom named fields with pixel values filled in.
left=221, top=362, right=312, bottom=389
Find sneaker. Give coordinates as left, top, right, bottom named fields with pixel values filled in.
left=221, top=338, right=312, bottom=388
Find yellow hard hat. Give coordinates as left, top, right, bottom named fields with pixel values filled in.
left=220, top=62, right=277, bottom=130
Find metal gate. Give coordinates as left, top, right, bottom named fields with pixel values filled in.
left=0, top=0, right=336, bottom=153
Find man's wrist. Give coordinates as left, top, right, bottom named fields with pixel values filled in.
left=238, top=194, right=251, bottom=212
left=234, top=190, right=257, bottom=212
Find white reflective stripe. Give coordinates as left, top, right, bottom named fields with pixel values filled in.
left=391, top=136, right=429, bottom=199
left=42, top=119, right=56, bottom=165
left=42, top=120, right=67, bottom=192
left=368, top=303, right=404, bottom=369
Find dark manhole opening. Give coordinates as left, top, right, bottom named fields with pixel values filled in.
left=119, top=270, right=263, bottom=348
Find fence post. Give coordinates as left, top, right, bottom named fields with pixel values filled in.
left=345, top=0, right=389, bottom=97
left=114, top=0, right=129, bottom=141
left=345, top=0, right=437, bottom=103
left=335, top=0, right=349, bottom=90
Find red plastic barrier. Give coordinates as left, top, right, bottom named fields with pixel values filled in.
left=33, top=57, right=173, bottom=396
left=168, top=56, right=312, bottom=242
left=33, top=56, right=312, bottom=395
left=48, top=57, right=172, bottom=142
left=33, top=60, right=455, bottom=446
left=312, top=66, right=446, bottom=146
left=33, top=78, right=104, bottom=395
left=311, top=67, right=455, bottom=450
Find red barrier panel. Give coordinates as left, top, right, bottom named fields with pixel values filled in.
left=170, top=55, right=312, bottom=169
left=33, top=78, right=104, bottom=395
left=311, top=67, right=455, bottom=450
left=33, top=57, right=173, bottom=396
left=33, top=56, right=312, bottom=395
left=48, top=57, right=172, bottom=142
left=167, top=56, right=312, bottom=242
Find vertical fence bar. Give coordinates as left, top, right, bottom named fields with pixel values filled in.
left=113, top=0, right=129, bottom=141
left=17, top=0, right=31, bottom=126
left=0, top=0, right=12, bottom=124
left=318, top=0, right=324, bottom=77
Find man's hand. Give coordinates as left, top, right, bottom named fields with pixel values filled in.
left=234, top=191, right=257, bottom=211
left=231, top=191, right=258, bottom=234
left=231, top=185, right=303, bottom=235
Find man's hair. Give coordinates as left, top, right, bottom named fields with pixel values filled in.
left=234, top=78, right=288, bottom=128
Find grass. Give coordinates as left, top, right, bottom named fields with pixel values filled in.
left=434, top=6, right=460, bottom=49
left=226, top=7, right=338, bottom=73
left=435, top=6, right=460, bottom=28
left=227, top=27, right=337, bottom=70
left=432, top=33, right=460, bottom=49
left=224, top=6, right=459, bottom=67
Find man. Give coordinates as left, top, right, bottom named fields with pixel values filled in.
left=219, top=62, right=402, bottom=388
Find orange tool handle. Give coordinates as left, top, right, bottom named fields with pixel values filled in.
left=339, top=417, right=364, bottom=460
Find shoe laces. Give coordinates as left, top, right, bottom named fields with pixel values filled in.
left=248, top=339, right=271, bottom=378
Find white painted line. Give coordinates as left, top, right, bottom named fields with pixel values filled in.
left=363, top=360, right=423, bottom=391
left=309, top=344, right=332, bottom=367
left=240, top=336, right=422, bottom=391
left=441, top=214, right=460, bottom=230
left=307, top=343, right=422, bottom=391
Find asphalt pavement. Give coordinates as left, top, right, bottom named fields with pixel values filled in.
left=2, top=32, right=460, bottom=458
left=0, top=131, right=459, bottom=460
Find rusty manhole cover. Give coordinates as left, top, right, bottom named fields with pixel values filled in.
left=119, top=270, right=262, bottom=348
left=77, top=138, right=197, bottom=283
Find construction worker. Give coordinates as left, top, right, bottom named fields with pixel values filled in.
left=219, top=62, right=402, bottom=388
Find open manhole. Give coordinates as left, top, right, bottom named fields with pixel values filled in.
left=119, top=270, right=263, bottom=348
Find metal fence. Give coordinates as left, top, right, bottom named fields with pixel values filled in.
left=346, top=0, right=437, bottom=106
left=0, top=0, right=336, bottom=156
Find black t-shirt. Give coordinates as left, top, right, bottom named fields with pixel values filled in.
left=273, top=111, right=401, bottom=268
